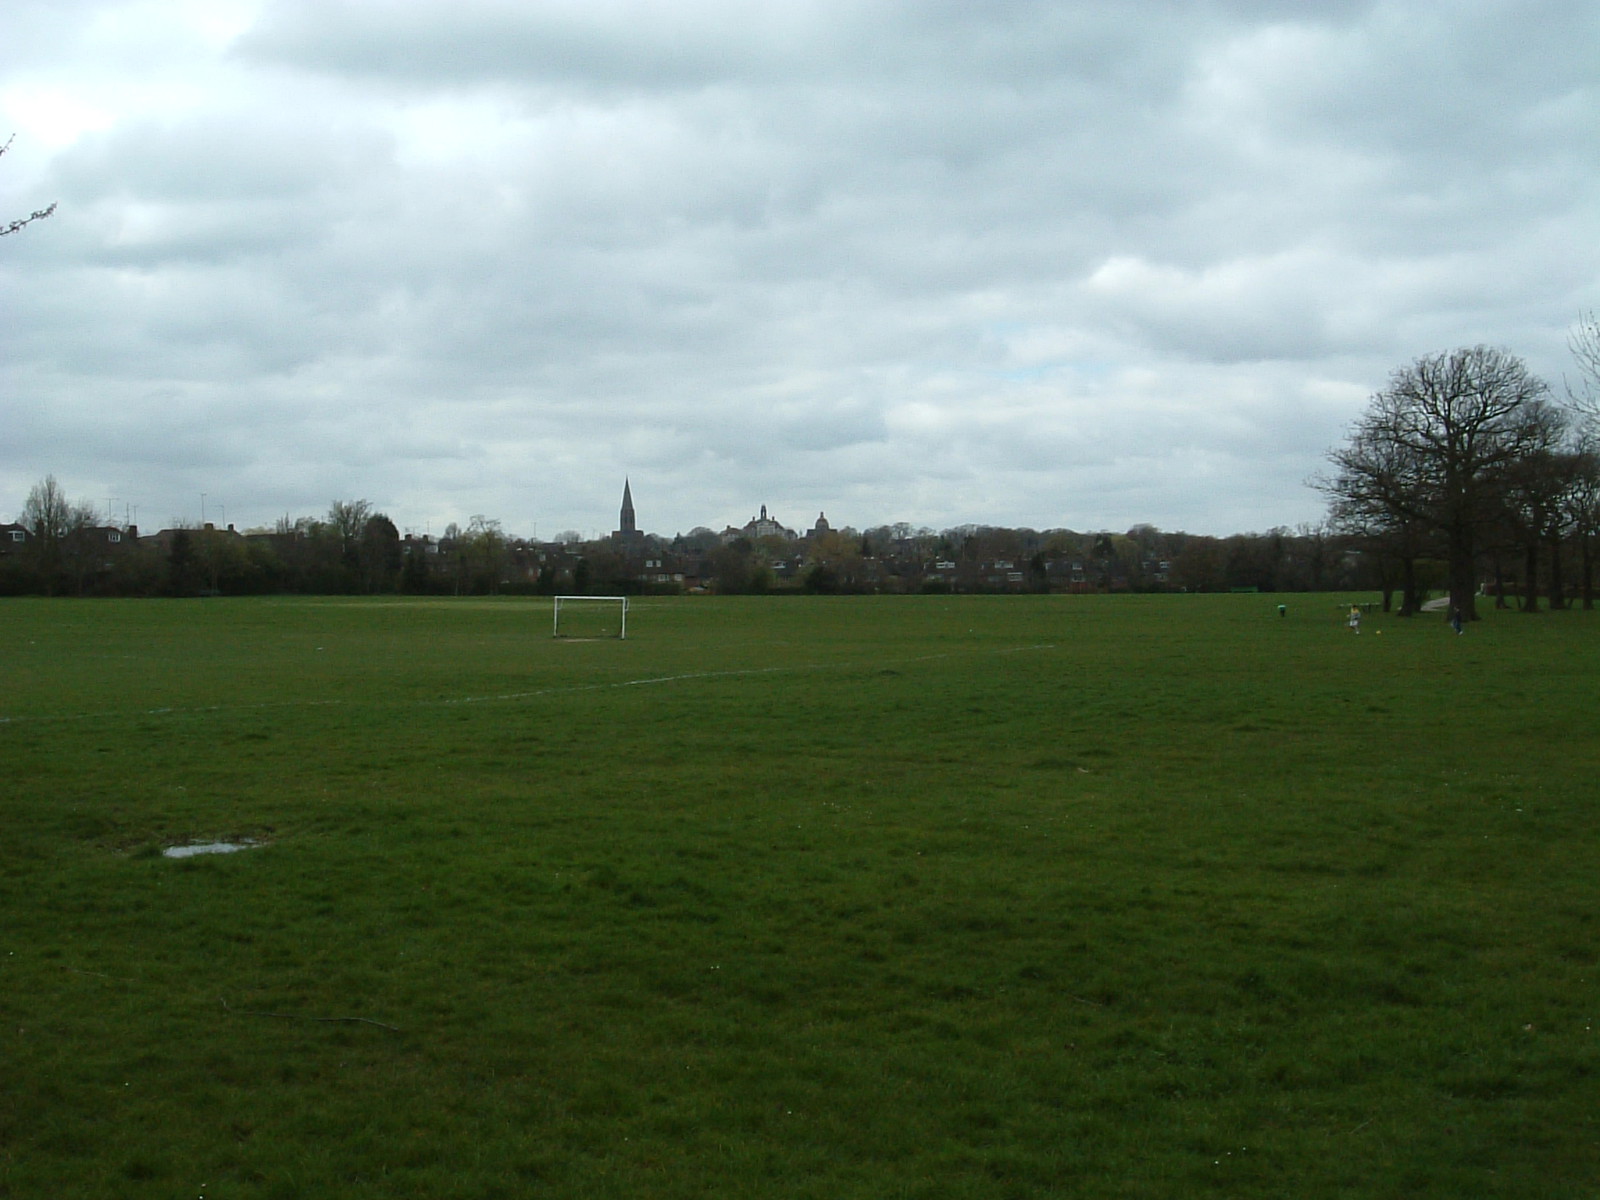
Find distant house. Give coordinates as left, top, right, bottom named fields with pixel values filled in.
left=639, top=556, right=686, bottom=588
left=4, top=523, right=135, bottom=556
left=145, top=523, right=242, bottom=553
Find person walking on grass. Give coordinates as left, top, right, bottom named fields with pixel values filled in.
left=1349, top=604, right=1362, bottom=634
left=1450, top=607, right=1464, bottom=636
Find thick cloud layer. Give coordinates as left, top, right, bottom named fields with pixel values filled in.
left=3, top=0, right=1597, bottom=536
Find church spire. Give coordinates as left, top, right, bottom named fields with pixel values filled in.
left=618, top=478, right=637, bottom=538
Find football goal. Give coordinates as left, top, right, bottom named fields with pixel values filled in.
left=552, top=595, right=629, bottom=639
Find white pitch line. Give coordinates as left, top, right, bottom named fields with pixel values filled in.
left=0, top=643, right=1058, bottom=728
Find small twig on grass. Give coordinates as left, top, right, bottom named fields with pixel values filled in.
left=1065, top=993, right=1105, bottom=1008
left=220, top=998, right=400, bottom=1033
left=1349, top=1117, right=1373, bottom=1134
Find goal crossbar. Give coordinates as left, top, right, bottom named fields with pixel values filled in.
left=552, top=595, right=628, bottom=639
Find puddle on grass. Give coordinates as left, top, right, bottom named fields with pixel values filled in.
left=162, top=840, right=260, bottom=859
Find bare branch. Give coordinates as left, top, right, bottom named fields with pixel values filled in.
left=1, top=133, right=57, bottom=237
left=1568, top=310, right=1600, bottom=419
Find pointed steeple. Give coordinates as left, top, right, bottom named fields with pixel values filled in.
left=619, top=478, right=637, bottom=537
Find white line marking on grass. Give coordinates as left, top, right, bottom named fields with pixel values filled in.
left=0, top=644, right=1058, bottom=727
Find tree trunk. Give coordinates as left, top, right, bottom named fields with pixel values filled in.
left=1448, top=525, right=1478, bottom=621
left=1521, top=540, right=1539, bottom=613
left=1582, top=535, right=1594, bottom=610
left=1547, top=530, right=1565, bottom=610
left=1399, top=555, right=1420, bottom=616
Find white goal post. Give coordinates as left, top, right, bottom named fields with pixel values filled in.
left=552, top=595, right=629, bottom=639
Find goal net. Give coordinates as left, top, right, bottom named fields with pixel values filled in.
left=552, top=595, right=629, bottom=639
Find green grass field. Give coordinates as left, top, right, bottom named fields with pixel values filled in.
left=3, top=594, right=1597, bottom=1198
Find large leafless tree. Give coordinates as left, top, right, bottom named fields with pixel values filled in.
left=1324, top=347, right=1553, bottom=621
left=1321, top=418, right=1436, bottom=614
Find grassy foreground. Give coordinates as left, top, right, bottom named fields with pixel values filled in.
left=2, top=594, right=1597, bottom=1198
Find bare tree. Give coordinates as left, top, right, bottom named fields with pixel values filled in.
left=1325, top=347, right=1552, bottom=622
left=327, top=499, right=375, bottom=544
left=20, top=474, right=73, bottom=542
left=1496, top=402, right=1574, bottom=612
left=1565, top=444, right=1600, bottom=609
left=1319, top=415, right=1438, bottom=613
left=1569, top=311, right=1600, bottom=418
left=19, top=475, right=96, bottom=594
left=1, top=135, right=56, bottom=237
left=457, top=515, right=508, bottom=594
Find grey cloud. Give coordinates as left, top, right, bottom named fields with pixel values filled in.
left=0, top=0, right=117, bottom=73
left=53, top=113, right=395, bottom=207
left=236, top=0, right=822, bottom=90
left=3, top=0, right=1597, bottom=537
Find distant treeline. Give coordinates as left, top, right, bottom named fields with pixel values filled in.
left=4, top=477, right=1595, bottom=609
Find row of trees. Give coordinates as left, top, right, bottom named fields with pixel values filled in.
left=5, top=478, right=1365, bottom=599
left=0, top=485, right=610, bottom=598
left=1319, top=330, right=1600, bottom=619
left=6, top=470, right=1589, bottom=603
left=687, top=522, right=1353, bottom=596
left=0, top=467, right=1509, bottom=600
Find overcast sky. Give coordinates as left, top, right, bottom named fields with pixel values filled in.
left=3, top=0, right=1597, bottom=540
